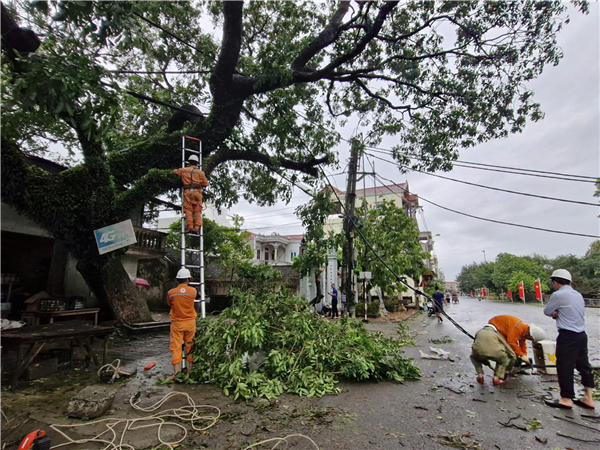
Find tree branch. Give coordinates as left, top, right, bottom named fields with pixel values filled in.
left=210, top=0, right=244, bottom=103
left=291, top=1, right=351, bottom=72
left=114, top=168, right=181, bottom=216
left=205, top=143, right=329, bottom=178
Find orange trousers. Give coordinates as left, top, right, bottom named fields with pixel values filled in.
left=170, top=319, right=196, bottom=365
left=183, top=189, right=203, bottom=229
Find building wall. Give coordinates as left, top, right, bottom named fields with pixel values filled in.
left=1, top=202, right=51, bottom=237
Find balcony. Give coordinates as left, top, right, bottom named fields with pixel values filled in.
left=126, top=227, right=167, bottom=259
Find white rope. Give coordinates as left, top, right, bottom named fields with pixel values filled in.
left=49, top=392, right=220, bottom=450
left=97, top=359, right=123, bottom=384
left=48, top=391, right=319, bottom=450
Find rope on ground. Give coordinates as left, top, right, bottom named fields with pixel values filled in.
left=49, top=391, right=220, bottom=450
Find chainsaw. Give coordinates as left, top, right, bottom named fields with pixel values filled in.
left=18, top=430, right=51, bottom=450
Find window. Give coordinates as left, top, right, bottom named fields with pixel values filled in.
left=290, top=252, right=297, bottom=259
left=256, top=250, right=261, bottom=260
left=265, top=251, right=269, bottom=261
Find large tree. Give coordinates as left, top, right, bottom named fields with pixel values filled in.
left=1, top=1, right=585, bottom=323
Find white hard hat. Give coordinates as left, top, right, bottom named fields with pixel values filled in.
left=550, top=269, right=572, bottom=282
left=528, top=324, right=546, bottom=343
left=176, top=268, right=191, bottom=279
left=188, top=155, right=199, bottom=164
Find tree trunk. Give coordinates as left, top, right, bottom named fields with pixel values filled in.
left=77, top=256, right=153, bottom=325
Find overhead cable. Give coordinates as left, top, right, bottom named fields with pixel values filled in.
left=133, top=12, right=205, bottom=54
left=365, top=146, right=597, bottom=183
left=366, top=152, right=599, bottom=207
left=289, top=109, right=597, bottom=183
left=375, top=173, right=600, bottom=239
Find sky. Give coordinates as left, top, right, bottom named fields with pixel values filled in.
left=161, top=4, right=600, bottom=281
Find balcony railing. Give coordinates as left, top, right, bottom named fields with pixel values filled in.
left=128, top=227, right=167, bottom=257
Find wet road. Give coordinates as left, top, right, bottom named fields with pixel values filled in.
left=334, top=296, right=600, bottom=450
left=3, top=297, right=598, bottom=450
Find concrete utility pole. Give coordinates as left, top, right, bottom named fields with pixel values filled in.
left=342, top=139, right=361, bottom=318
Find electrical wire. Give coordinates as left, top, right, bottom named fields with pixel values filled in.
left=133, top=12, right=205, bottom=54
left=289, top=109, right=597, bottom=183
left=365, top=151, right=600, bottom=207
left=374, top=172, right=600, bottom=239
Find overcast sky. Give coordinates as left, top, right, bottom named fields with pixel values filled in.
left=163, top=4, right=600, bottom=281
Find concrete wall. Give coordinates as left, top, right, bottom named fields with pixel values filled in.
left=1, top=202, right=51, bottom=237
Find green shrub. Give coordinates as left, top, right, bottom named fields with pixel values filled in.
left=384, top=299, right=398, bottom=312
left=355, top=301, right=381, bottom=317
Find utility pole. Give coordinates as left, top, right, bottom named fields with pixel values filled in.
left=342, top=139, right=360, bottom=318
left=482, top=250, right=487, bottom=263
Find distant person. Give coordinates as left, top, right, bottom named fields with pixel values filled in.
left=432, top=288, right=445, bottom=323
left=320, top=303, right=332, bottom=317
left=452, top=292, right=459, bottom=304
left=470, top=315, right=545, bottom=386
left=328, top=284, right=339, bottom=318
left=543, top=269, right=595, bottom=410
left=166, top=268, right=197, bottom=380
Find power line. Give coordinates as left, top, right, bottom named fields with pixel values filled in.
left=289, top=109, right=597, bottom=183
left=375, top=173, right=600, bottom=239
left=110, top=70, right=211, bottom=75
left=133, top=12, right=205, bottom=54
left=366, top=152, right=599, bottom=207
left=366, top=146, right=597, bottom=183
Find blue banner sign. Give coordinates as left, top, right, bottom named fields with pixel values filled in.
left=94, top=219, right=137, bottom=255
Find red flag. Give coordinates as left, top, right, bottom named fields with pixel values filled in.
left=518, top=281, right=525, bottom=300
left=507, top=287, right=512, bottom=299
left=534, top=279, right=542, bottom=300
left=483, top=287, right=487, bottom=297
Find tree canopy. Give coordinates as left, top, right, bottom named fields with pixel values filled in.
left=354, top=199, right=428, bottom=296
left=1, top=0, right=586, bottom=322
left=456, top=241, right=600, bottom=299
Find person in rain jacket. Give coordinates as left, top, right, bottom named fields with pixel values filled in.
left=470, top=315, right=545, bottom=386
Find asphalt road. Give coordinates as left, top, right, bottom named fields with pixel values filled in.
left=3, top=297, right=598, bottom=450
left=333, top=296, right=600, bottom=449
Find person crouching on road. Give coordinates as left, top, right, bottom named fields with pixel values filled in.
left=543, top=269, right=595, bottom=410
left=470, top=315, right=546, bottom=386
left=167, top=268, right=197, bottom=380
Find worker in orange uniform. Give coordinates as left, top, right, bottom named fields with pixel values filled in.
left=173, top=155, right=209, bottom=234
left=166, top=268, right=197, bottom=379
left=470, top=315, right=546, bottom=385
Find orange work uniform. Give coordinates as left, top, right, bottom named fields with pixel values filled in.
left=167, top=284, right=198, bottom=365
left=173, top=165, right=209, bottom=230
left=488, top=315, right=530, bottom=357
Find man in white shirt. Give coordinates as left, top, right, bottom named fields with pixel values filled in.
left=543, top=269, right=595, bottom=410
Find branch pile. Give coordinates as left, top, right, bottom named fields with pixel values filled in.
left=186, top=288, right=419, bottom=400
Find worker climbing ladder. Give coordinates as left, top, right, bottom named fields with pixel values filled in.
left=180, top=136, right=207, bottom=320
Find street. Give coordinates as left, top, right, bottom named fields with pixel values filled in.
left=2, top=297, right=598, bottom=450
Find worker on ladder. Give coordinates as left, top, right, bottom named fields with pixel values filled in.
left=173, top=155, right=209, bottom=234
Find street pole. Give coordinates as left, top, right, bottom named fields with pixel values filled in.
left=342, top=139, right=360, bottom=318
left=482, top=250, right=487, bottom=263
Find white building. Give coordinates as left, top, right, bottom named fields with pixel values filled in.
left=246, top=232, right=304, bottom=265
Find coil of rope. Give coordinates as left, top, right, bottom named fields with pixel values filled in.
left=48, top=391, right=322, bottom=450
left=50, top=391, right=220, bottom=450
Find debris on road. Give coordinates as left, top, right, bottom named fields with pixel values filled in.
left=420, top=347, right=452, bottom=360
